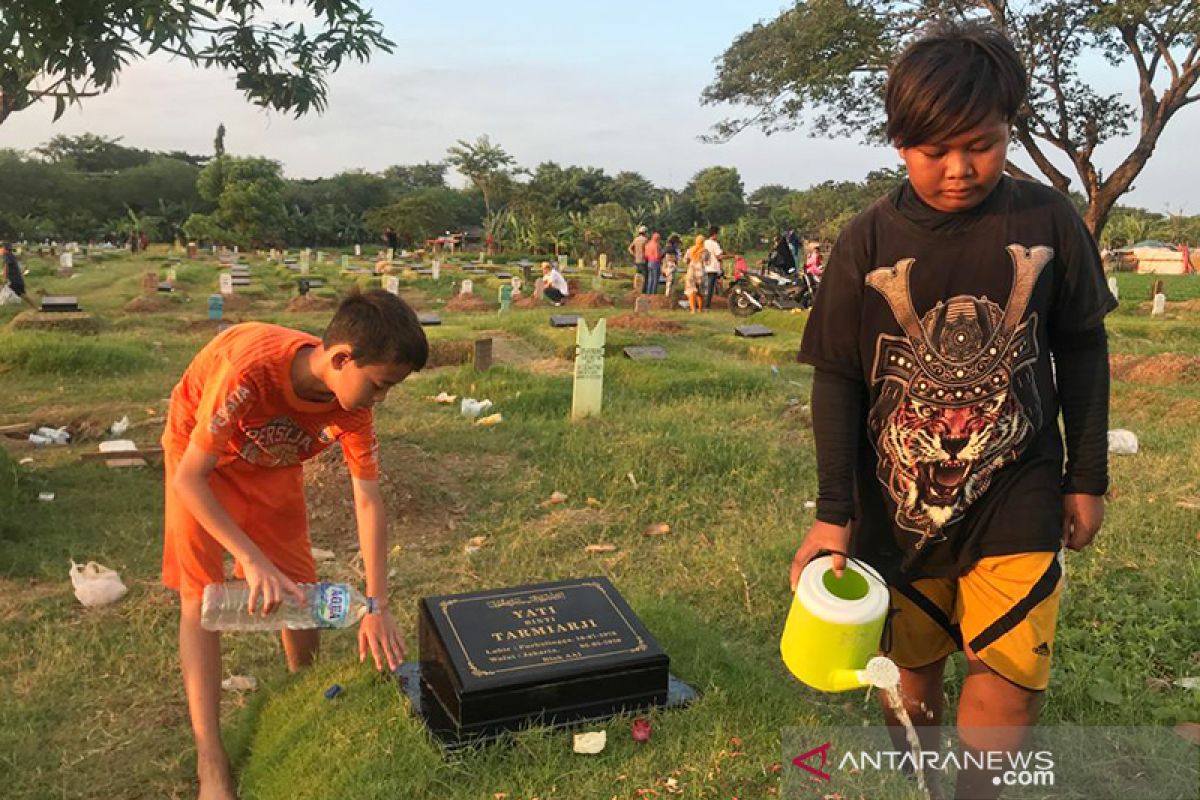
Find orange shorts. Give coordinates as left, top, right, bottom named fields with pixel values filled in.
left=882, top=551, right=1065, bottom=691
left=161, top=451, right=316, bottom=601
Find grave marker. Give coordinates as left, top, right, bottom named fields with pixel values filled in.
left=355, top=244, right=362, bottom=257
left=571, top=318, right=606, bottom=420
left=1152, top=292, right=1167, bottom=316
left=340, top=255, right=350, bottom=270
left=550, top=314, right=581, bottom=328
left=432, top=260, right=441, bottom=281
left=734, top=324, right=774, bottom=338
left=384, top=275, right=400, bottom=296
left=399, top=576, right=693, bottom=744
left=460, top=279, right=474, bottom=296
left=41, top=296, right=80, bottom=312
left=498, top=283, right=512, bottom=312
left=474, top=338, right=494, bottom=371
left=598, top=253, right=608, bottom=273
left=208, top=295, right=224, bottom=320
left=418, top=313, right=442, bottom=326
left=623, top=346, right=667, bottom=360
left=558, top=254, right=568, bottom=271
left=634, top=297, right=650, bottom=315
left=219, top=273, right=233, bottom=295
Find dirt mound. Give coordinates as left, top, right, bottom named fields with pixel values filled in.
left=303, top=443, right=514, bottom=553
left=1109, top=352, right=1200, bottom=384
left=606, top=313, right=685, bottom=333
left=621, top=291, right=677, bottom=310
left=124, top=295, right=172, bottom=313
left=513, top=295, right=542, bottom=309
left=1172, top=299, right=1200, bottom=312
left=9, top=311, right=101, bottom=335
left=286, top=294, right=336, bottom=312
left=220, top=293, right=252, bottom=311
left=567, top=291, right=614, bottom=308
left=445, top=293, right=493, bottom=312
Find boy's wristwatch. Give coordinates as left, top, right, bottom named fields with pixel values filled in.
left=366, top=597, right=387, bottom=615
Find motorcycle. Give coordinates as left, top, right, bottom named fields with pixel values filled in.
left=727, top=269, right=817, bottom=316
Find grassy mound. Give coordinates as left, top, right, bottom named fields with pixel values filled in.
left=0, top=332, right=156, bottom=375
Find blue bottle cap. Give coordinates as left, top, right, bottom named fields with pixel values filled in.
left=324, top=683, right=343, bottom=700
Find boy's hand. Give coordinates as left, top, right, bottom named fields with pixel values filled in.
left=789, top=520, right=852, bottom=591
left=1062, top=493, right=1104, bottom=551
left=242, top=556, right=306, bottom=616
left=359, top=609, right=406, bottom=671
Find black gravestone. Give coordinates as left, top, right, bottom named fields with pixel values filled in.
left=399, top=576, right=694, bottom=744
left=40, top=296, right=79, bottom=312
left=550, top=314, right=580, bottom=328
left=734, top=324, right=774, bottom=338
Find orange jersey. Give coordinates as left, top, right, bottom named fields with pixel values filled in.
left=161, top=322, right=379, bottom=599
left=162, top=322, right=378, bottom=479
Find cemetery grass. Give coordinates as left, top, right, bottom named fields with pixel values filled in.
left=0, top=252, right=1196, bottom=799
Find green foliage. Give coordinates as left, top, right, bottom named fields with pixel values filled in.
left=363, top=188, right=481, bottom=247
left=0, top=1, right=393, bottom=124
left=0, top=333, right=155, bottom=375
left=186, top=156, right=288, bottom=247
left=445, top=135, right=518, bottom=217
left=685, top=166, right=746, bottom=226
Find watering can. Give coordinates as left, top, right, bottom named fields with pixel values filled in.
left=780, top=553, right=892, bottom=692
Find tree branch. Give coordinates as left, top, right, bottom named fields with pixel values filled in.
left=1143, top=18, right=1180, bottom=83
left=1013, top=122, right=1071, bottom=193
left=1003, top=159, right=1039, bottom=182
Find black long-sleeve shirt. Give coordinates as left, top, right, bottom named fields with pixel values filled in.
left=799, top=177, right=1116, bottom=580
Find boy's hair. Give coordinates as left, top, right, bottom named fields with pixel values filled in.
left=708, top=226, right=719, bottom=237
left=885, top=21, right=1026, bottom=148
left=322, top=289, right=428, bottom=370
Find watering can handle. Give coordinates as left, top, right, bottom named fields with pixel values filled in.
left=810, top=548, right=889, bottom=590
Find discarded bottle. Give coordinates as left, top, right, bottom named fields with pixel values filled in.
left=200, top=581, right=366, bottom=632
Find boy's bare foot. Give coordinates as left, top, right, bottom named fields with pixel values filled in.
left=197, top=752, right=237, bottom=800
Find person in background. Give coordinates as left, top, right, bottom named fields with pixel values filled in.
left=685, top=235, right=706, bottom=314
left=661, top=252, right=678, bottom=299
left=541, top=261, right=570, bottom=306
left=628, top=225, right=649, bottom=290
left=702, top=226, right=733, bottom=310
left=644, top=231, right=662, bottom=295
left=1, top=242, right=37, bottom=309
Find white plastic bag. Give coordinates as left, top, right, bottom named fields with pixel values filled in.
left=69, top=560, right=128, bottom=607
left=0, top=285, right=19, bottom=305
left=1107, top=429, right=1139, bottom=455
left=460, top=398, right=493, bottom=418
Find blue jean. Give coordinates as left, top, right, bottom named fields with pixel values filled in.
left=645, top=261, right=661, bottom=294
left=703, top=272, right=720, bottom=308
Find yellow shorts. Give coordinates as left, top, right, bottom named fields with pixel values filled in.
left=882, top=551, right=1064, bottom=691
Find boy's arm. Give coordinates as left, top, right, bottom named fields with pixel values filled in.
left=351, top=476, right=406, bottom=671
left=173, top=442, right=306, bottom=612
left=1052, top=326, right=1110, bottom=551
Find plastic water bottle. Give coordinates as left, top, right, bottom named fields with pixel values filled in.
left=200, top=581, right=366, bottom=631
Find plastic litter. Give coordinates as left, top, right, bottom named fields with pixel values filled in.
left=69, top=560, right=129, bottom=607
left=475, top=413, right=503, bottom=426
left=33, top=426, right=70, bottom=445
left=431, top=392, right=457, bottom=404
left=310, top=547, right=336, bottom=561
left=1107, top=429, right=1139, bottom=455
left=221, top=675, right=258, bottom=692
left=109, top=416, right=130, bottom=436
left=573, top=731, right=606, bottom=754
left=460, top=398, right=493, bottom=418
left=631, top=718, right=652, bottom=742
left=38, top=492, right=55, bottom=502
left=324, top=683, right=343, bottom=700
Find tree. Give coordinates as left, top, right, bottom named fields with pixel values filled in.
left=606, top=171, right=658, bottom=210
left=185, top=156, right=287, bottom=247
left=0, top=1, right=393, bottom=125
left=445, top=135, right=518, bottom=219
left=685, top=166, right=746, bottom=226
left=36, top=133, right=152, bottom=172
left=703, top=1, right=1200, bottom=236
left=382, top=163, right=449, bottom=195
left=214, top=124, right=226, bottom=158
left=363, top=188, right=479, bottom=247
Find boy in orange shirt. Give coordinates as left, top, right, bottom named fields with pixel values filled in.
left=162, top=290, right=427, bottom=799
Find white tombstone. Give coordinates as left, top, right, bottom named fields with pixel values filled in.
left=384, top=275, right=400, bottom=296
left=354, top=244, right=362, bottom=257
left=460, top=279, right=474, bottom=296
left=340, top=254, right=350, bottom=270
left=1151, top=292, right=1166, bottom=316
left=219, top=273, right=233, bottom=296
left=432, top=260, right=441, bottom=281
left=59, top=252, right=73, bottom=270
left=387, top=248, right=395, bottom=263
left=512, top=276, right=523, bottom=294
left=1107, top=276, right=1119, bottom=301
left=316, top=251, right=325, bottom=264
left=232, top=245, right=238, bottom=254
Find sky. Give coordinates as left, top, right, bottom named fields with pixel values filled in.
left=4, top=0, right=1198, bottom=213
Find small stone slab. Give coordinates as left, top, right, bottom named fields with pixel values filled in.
left=550, top=314, right=581, bottom=328
left=495, top=272, right=513, bottom=279
left=156, top=282, right=175, bottom=293
left=230, top=277, right=251, bottom=287
left=734, top=325, right=774, bottom=338
left=418, top=313, right=442, bottom=326
left=41, top=296, right=79, bottom=312
left=623, top=346, right=667, bottom=360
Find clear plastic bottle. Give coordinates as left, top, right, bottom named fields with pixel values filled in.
left=200, top=581, right=367, bottom=631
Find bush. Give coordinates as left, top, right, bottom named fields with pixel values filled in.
left=0, top=333, right=155, bottom=375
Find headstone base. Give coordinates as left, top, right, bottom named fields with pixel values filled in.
left=734, top=324, right=774, bottom=338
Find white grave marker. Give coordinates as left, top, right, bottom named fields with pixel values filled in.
left=460, top=279, right=473, bottom=296
left=59, top=252, right=73, bottom=270
left=1152, top=292, right=1166, bottom=316
left=384, top=275, right=400, bottom=296
left=219, top=273, right=233, bottom=296
left=432, top=260, right=441, bottom=281
left=571, top=319, right=607, bottom=420
left=354, top=244, right=362, bottom=257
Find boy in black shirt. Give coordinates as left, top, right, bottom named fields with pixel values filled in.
left=791, top=22, right=1115, bottom=799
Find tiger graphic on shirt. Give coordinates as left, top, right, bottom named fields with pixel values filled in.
left=865, top=245, right=1052, bottom=549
